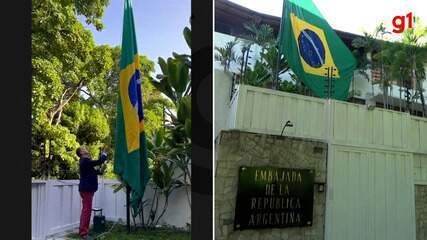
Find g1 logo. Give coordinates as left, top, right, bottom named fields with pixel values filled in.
left=392, top=12, right=414, bottom=33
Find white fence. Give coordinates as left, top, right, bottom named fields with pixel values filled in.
left=228, top=85, right=427, bottom=152
left=32, top=179, right=190, bottom=240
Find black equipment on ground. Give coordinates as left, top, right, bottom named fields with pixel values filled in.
left=92, top=208, right=106, bottom=233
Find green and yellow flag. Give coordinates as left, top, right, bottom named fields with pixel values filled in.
left=278, top=0, right=356, bottom=100
left=114, top=0, right=150, bottom=215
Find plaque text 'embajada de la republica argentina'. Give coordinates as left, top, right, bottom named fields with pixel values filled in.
left=234, top=167, right=314, bottom=230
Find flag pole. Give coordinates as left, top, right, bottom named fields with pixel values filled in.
left=126, top=184, right=131, bottom=233
left=274, top=0, right=286, bottom=90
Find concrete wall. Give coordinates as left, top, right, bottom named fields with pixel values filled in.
left=215, top=130, right=327, bottom=240
left=415, top=185, right=427, bottom=240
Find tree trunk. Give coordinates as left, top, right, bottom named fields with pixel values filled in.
left=54, top=108, right=63, bottom=126
left=420, top=88, right=426, bottom=117
left=406, top=87, right=411, bottom=113
left=382, top=85, right=386, bottom=109
left=371, top=80, right=375, bottom=98
left=243, top=45, right=251, bottom=84
left=239, top=49, right=245, bottom=83
left=48, top=80, right=84, bottom=125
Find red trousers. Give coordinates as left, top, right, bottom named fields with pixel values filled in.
left=79, top=191, right=94, bottom=237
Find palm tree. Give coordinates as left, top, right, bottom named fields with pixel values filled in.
left=378, top=19, right=427, bottom=115
left=242, top=21, right=293, bottom=90
left=215, top=38, right=238, bottom=72
left=401, top=22, right=427, bottom=116
left=259, top=46, right=289, bottom=89
left=237, top=39, right=253, bottom=84
left=243, top=22, right=275, bottom=52
left=352, top=23, right=388, bottom=100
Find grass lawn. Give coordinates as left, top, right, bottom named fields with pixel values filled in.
left=65, top=222, right=190, bottom=240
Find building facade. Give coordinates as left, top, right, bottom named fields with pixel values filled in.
left=214, top=2, right=427, bottom=239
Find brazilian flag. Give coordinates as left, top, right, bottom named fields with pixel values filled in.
left=278, top=0, right=356, bottom=100
left=114, top=0, right=150, bottom=216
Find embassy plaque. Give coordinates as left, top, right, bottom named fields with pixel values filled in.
left=234, top=166, right=314, bottom=230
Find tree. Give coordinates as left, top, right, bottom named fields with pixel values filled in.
left=215, top=38, right=238, bottom=72
left=352, top=23, right=390, bottom=105
left=259, top=46, right=290, bottom=90
left=32, top=0, right=114, bottom=179
left=243, top=22, right=275, bottom=53
left=32, top=0, right=110, bottom=31
left=370, top=20, right=427, bottom=115
left=114, top=26, right=192, bottom=228
left=31, top=0, right=167, bottom=179
left=83, top=46, right=168, bottom=146
left=237, top=39, right=253, bottom=84
left=150, top=26, right=192, bottom=211
left=238, top=22, right=295, bottom=91
left=400, top=21, right=427, bottom=116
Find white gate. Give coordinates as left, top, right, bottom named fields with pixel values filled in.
left=325, top=145, right=416, bottom=240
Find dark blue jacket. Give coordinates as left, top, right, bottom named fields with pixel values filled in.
left=79, top=154, right=107, bottom=192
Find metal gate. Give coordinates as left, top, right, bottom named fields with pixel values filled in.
left=325, top=145, right=416, bottom=240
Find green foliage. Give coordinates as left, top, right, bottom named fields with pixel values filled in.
left=63, top=102, right=110, bottom=144
left=278, top=80, right=298, bottom=93
left=232, top=21, right=295, bottom=91
left=215, top=38, right=238, bottom=72
left=177, top=96, right=191, bottom=136
left=32, top=0, right=113, bottom=178
left=377, top=20, right=427, bottom=114
left=154, top=57, right=190, bottom=104
left=351, top=23, right=389, bottom=84
left=353, top=20, right=427, bottom=114
left=128, top=26, right=193, bottom=227
left=151, top=160, right=179, bottom=195
left=183, top=27, right=191, bottom=49
left=151, top=27, right=192, bottom=144
left=66, top=222, right=190, bottom=240
left=33, top=0, right=110, bottom=31
left=244, top=61, right=269, bottom=86
left=243, top=21, right=275, bottom=49
left=31, top=0, right=166, bottom=179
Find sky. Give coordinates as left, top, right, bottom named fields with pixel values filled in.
left=79, top=0, right=191, bottom=73
left=229, top=0, right=427, bottom=38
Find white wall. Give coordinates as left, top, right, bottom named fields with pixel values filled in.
left=214, top=69, right=232, bottom=140
left=227, top=84, right=427, bottom=153
left=214, top=69, right=243, bottom=140
left=31, top=179, right=190, bottom=240
left=233, top=85, right=327, bottom=140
